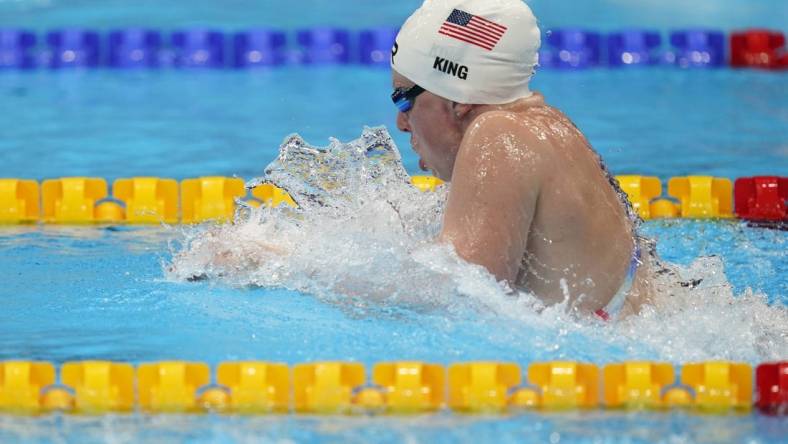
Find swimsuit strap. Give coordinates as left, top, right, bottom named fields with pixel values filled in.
left=595, top=242, right=641, bottom=321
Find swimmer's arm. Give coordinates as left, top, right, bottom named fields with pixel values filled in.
left=439, top=113, right=544, bottom=284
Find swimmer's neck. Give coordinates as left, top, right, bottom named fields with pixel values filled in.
left=459, top=91, right=545, bottom=129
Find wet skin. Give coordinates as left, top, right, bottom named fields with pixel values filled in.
left=393, top=70, right=654, bottom=316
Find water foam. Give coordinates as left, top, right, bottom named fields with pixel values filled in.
left=167, top=127, right=788, bottom=363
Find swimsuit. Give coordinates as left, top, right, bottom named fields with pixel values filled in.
left=591, top=152, right=645, bottom=322
left=594, top=242, right=642, bottom=321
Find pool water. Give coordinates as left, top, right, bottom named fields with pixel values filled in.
left=1, top=0, right=787, bottom=443
left=2, top=68, right=786, bottom=180
left=3, top=0, right=787, bottom=31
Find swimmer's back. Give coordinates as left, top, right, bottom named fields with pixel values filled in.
left=453, top=92, right=644, bottom=313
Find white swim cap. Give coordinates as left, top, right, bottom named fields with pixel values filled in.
left=391, top=0, right=541, bottom=105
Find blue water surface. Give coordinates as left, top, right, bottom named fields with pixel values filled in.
left=0, top=68, right=786, bottom=180
left=0, top=1, right=787, bottom=443
left=2, top=0, right=787, bottom=32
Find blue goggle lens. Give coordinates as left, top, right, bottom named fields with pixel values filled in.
left=391, top=85, right=424, bottom=113
left=395, top=97, right=413, bottom=113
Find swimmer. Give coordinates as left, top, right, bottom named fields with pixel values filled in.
left=391, top=0, right=656, bottom=319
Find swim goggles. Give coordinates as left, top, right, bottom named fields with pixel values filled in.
left=391, top=84, right=425, bottom=113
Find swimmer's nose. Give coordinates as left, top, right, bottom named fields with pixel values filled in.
left=396, top=112, right=411, bottom=133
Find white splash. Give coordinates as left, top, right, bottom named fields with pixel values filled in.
left=167, top=127, right=788, bottom=363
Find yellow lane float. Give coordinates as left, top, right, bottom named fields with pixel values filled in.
left=215, top=361, right=290, bottom=413
left=372, top=361, right=445, bottom=413
left=137, top=361, right=210, bottom=412
left=113, top=177, right=179, bottom=223
left=181, top=176, right=246, bottom=223
left=0, top=179, right=39, bottom=223
left=42, top=177, right=108, bottom=223
left=293, top=362, right=365, bottom=414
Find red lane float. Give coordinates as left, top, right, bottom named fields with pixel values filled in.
left=734, top=176, right=788, bottom=221
left=756, top=362, right=788, bottom=414
left=730, top=29, right=787, bottom=70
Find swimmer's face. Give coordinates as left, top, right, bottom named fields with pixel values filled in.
left=392, top=71, right=464, bottom=182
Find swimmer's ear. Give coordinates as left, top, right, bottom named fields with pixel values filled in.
left=451, top=102, right=474, bottom=120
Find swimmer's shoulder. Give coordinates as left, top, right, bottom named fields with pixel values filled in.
left=462, top=108, right=557, bottom=159
left=454, top=110, right=555, bottom=195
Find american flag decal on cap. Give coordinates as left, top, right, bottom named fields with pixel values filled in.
left=438, top=9, right=507, bottom=51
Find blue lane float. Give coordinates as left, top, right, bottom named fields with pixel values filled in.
left=668, top=29, right=726, bottom=68
left=296, top=28, right=351, bottom=64
left=171, top=29, right=225, bottom=68
left=539, top=29, right=602, bottom=69
left=45, top=29, right=100, bottom=68
left=108, top=29, right=162, bottom=68
left=358, top=27, right=398, bottom=67
left=0, top=29, right=36, bottom=69
left=0, top=27, right=782, bottom=71
left=606, top=30, right=662, bottom=67
left=233, top=29, right=287, bottom=67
